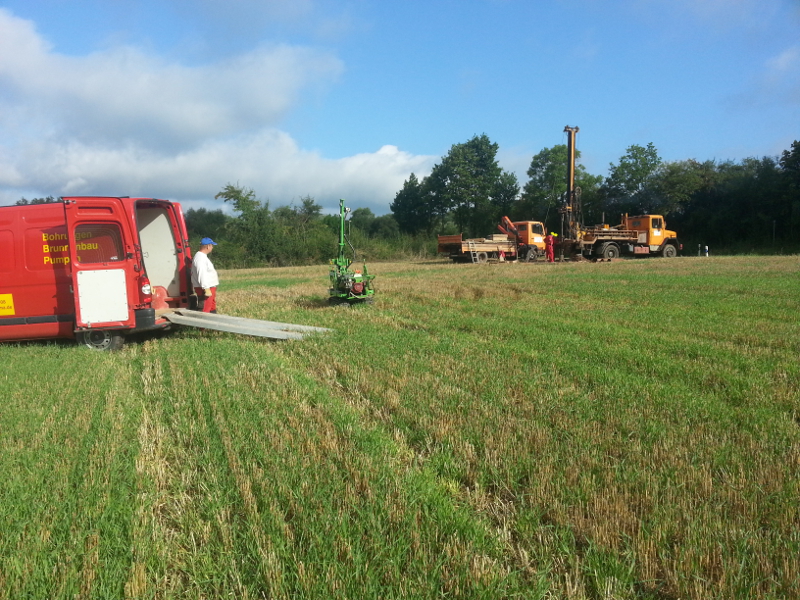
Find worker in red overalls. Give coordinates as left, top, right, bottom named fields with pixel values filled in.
left=545, top=232, right=556, bottom=263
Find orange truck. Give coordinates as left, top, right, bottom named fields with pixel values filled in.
left=565, top=214, right=681, bottom=260
left=558, top=126, right=681, bottom=260
left=438, top=218, right=547, bottom=262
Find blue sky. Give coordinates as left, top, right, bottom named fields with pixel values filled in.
left=1, top=0, right=798, bottom=216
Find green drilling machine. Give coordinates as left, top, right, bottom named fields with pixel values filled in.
left=328, top=198, right=375, bottom=303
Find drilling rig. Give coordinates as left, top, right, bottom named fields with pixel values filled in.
left=328, top=198, right=375, bottom=303
left=556, top=126, right=681, bottom=260
left=557, top=125, right=584, bottom=258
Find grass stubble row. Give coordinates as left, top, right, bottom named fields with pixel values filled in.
left=0, top=256, right=797, bottom=599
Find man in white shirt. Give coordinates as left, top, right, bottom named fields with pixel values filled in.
left=191, top=237, right=219, bottom=313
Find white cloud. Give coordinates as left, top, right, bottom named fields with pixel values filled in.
left=0, top=9, right=343, bottom=148
left=654, top=0, right=781, bottom=27
left=0, top=8, right=435, bottom=214
left=764, top=45, right=800, bottom=103
left=739, top=45, right=800, bottom=106
left=1, top=131, right=435, bottom=213
left=170, top=0, right=317, bottom=31
left=766, top=45, right=800, bottom=76
left=175, top=0, right=360, bottom=44
left=628, top=0, right=786, bottom=33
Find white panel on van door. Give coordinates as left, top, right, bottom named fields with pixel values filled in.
left=137, top=208, right=180, bottom=296
left=76, top=269, right=129, bottom=324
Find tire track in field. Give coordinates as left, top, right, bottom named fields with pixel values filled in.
left=128, top=339, right=276, bottom=598
left=126, top=340, right=230, bottom=598
left=205, top=396, right=289, bottom=599
left=49, top=374, right=110, bottom=599
left=126, top=343, right=188, bottom=598
left=1, top=369, right=97, bottom=600
left=190, top=352, right=294, bottom=599
left=74, top=365, right=137, bottom=600
left=42, top=357, right=137, bottom=599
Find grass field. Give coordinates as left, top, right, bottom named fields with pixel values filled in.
left=1, top=256, right=798, bottom=599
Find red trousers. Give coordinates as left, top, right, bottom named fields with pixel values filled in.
left=194, top=286, right=217, bottom=312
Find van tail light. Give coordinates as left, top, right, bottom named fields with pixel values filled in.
left=139, top=276, right=152, bottom=302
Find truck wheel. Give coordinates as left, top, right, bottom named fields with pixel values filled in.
left=662, top=244, right=677, bottom=258
left=475, top=252, right=489, bottom=263
left=527, top=249, right=539, bottom=262
left=78, top=330, right=125, bottom=351
left=600, top=244, right=620, bottom=260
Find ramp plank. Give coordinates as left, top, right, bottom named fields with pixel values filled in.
left=162, top=310, right=331, bottom=340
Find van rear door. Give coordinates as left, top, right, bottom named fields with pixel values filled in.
left=63, top=198, right=137, bottom=330
left=134, top=199, right=192, bottom=309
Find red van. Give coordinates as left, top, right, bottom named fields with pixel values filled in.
left=0, top=196, right=193, bottom=350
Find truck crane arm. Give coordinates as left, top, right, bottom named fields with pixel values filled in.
left=497, top=216, right=519, bottom=239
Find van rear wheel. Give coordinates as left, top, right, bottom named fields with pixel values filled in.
left=78, top=330, right=125, bottom=351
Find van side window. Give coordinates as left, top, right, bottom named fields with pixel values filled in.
left=74, top=223, right=124, bottom=263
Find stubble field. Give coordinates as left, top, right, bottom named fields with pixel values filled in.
left=1, top=255, right=798, bottom=599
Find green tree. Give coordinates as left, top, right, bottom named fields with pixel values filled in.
left=779, top=141, right=800, bottom=241
left=272, top=196, right=323, bottom=231
left=215, top=183, right=260, bottom=215
left=780, top=140, right=800, bottom=185
left=298, top=195, right=322, bottom=224
left=650, top=160, right=714, bottom=217
left=369, top=214, right=400, bottom=238
left=391, top=173, right=432, bottom=234
left=517, top=145, right=601, bottom=229
left=185, top=207, right=231, bottom=240
left=16, top=195, right=57, bottom=205
left=518, top=145, right=569, bottom=221
left=214, top=183, right=277, bottom=263
left=269, top=196, right=332, bottom=264
left=426, top=134, right=505, bottom=236
left=491, top=171, right=520, bottom=219
left=602, top=143, right=662, bottom=215
left=349, top=207, right=376, bottom=233
left=670, top=156, right=788, bottom=248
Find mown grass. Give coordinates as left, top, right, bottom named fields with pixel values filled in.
left=0, top=256, right=798, bottom=599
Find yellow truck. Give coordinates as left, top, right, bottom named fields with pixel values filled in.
left=566, top=214, right=681, bottom=260
left=558, top=126, right=681, bottom=260
left=438, top=218, right=547, bottom=262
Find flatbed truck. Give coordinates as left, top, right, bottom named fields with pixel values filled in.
left=438, top=219, right=547, bottom=263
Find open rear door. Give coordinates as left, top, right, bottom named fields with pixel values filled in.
left=134, top=199, right=192, bottom=309
left=63, top=198, right=137, bottom=330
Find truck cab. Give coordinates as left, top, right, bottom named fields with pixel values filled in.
left=622, top=214, right=680, bottom=256
left=496, top=217, right=547, bottom=260
left=512, top=221, right=546, bottom=250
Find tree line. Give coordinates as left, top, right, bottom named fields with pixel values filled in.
left=12, top=136, right=800, bottom=267
left=184, top=184, right=432, bottom=268
left=393, top=135, right=800, bottom=253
